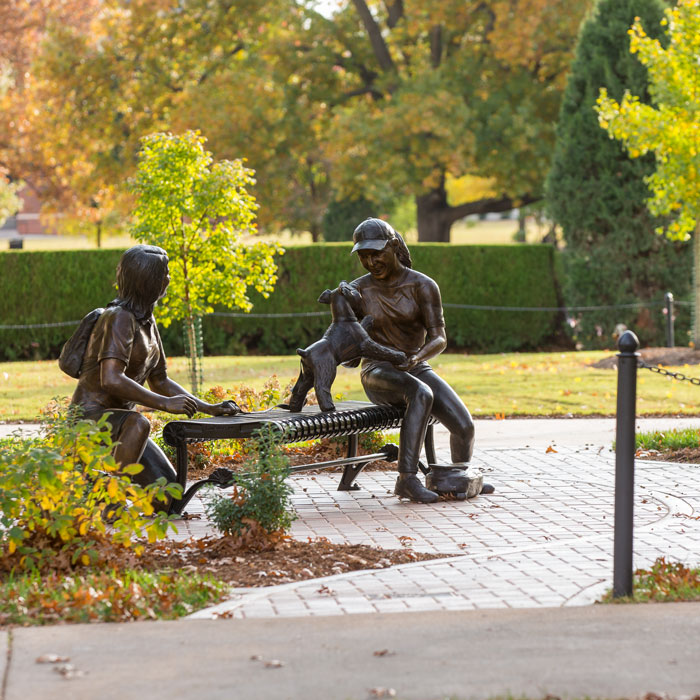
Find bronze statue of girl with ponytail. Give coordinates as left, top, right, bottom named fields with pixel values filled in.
left=349, top=218, right=492, bottom=503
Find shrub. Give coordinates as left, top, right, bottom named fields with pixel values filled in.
left=0, top=244, right=564, bottom=359
left=0, top=406, right=181, bottom=572
left=204, top=425, right=296, bottom=546
left=0, top=569, right=228, bottom=625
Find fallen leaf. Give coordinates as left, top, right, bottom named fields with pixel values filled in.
left=317, top=585, right=335, bottom=596
left=36, top=654, right=70, bottom=664
left=264, top=659, right=285, bottom=668
left=545, top=445, right=558, bottom=454
left=373, top=649, right=395, bottom=657
left=369, top=688, right=396, bottom=698
left=52, top=664, right=86, bottom=679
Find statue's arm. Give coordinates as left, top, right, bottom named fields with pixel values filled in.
left=100, top=359, right=198, bottom=417
left=396, top=275, right=447, bottom=370
left=396, top=326, right=447, bottom=371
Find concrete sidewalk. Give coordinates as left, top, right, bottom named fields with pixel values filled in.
left=6, top=603, right=700, bottom=700
left=3, top=414, right=700, bottom=446
left=2, top=417, right=700, bottom=699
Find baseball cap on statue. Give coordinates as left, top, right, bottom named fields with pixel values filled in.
left=351, top=218, right=397, bottom=254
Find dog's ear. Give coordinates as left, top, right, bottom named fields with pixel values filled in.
left=318, top=289, right=333, bottom=304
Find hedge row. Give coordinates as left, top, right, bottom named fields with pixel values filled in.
left=0, top=244, right=562, bottom=361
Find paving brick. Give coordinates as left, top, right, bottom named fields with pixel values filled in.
left=182, top=437, right=700, bottom=620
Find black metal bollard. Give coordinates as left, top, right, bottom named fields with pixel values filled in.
left=613, top=330, right=640, bottom=598
left=665, top=292, right=674, bottom=348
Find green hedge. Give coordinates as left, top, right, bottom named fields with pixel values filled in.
left=0, top=244, right=562, bottom=360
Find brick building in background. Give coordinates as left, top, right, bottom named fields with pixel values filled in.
left=0, top=186, right=55, bottom=241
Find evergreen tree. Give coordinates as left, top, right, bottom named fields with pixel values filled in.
left=546, top=0, right=690, bottom=348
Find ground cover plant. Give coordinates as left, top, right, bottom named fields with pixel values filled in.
left=6, top=348, right=700, bottom=421
left=600, top=557, right=700, bottom=604
left=634, top=427, right=700, bottom=462
left=0, top=407, right=179, bottom=571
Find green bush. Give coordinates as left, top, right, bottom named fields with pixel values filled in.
left=0, top=407, right=180, bottom=571
left=204, top=425, right=296, bottom=544
left=0, top=243, right=563, bottom=358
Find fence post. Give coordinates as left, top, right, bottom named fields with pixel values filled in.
left=613, top=330, right=640, bottom=598
left=665, top=292, right=674, bottom=348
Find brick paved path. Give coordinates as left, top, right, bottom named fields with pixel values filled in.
left=176, top=430, right=700, bottom=620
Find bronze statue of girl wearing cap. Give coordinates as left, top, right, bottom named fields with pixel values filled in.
left=350, top=218, right=492, bottom=503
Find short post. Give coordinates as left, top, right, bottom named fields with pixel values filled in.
left=613, top=330, right=640, bottom=598
left=665, top=292, right=674, bottom=348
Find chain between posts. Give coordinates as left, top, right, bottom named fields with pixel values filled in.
left=637, top=359, right=700, bottom=386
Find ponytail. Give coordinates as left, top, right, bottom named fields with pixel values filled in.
left=394, top=232, right=413, bottom=269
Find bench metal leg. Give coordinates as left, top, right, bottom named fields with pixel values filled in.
left=424, top=424, right=437, bottom=465
left=169, top=441, right=190, bottom=515
left=338, top=434, right=363, bottom=491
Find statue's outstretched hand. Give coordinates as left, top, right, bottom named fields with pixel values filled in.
left=163, top=394, right=198, bottom=418
left=215, top=400, right=243, bottom=416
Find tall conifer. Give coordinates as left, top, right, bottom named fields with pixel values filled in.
left=546, top=0, right=690, bottom=348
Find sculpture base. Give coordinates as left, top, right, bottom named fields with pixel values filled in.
left=425, top=464, right=483, bottom=501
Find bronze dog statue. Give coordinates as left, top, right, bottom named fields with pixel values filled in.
left=287, top=282, right=407, bottom=412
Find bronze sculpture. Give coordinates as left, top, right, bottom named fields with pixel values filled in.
left=67, top=245, right=239, bottom=504
left=288, top=281, right=408, bottom=412
left=348, top=218, right=492, bottom=503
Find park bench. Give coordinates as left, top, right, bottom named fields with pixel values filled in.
left=162, top=400, right=438, bottom=514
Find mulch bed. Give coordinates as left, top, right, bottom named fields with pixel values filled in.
left=592, top=347, right=700, bottom=370
left=636, top=446, right=700, bottom=463
left=0, top=531, right=447, bottom=589
left=139, top=536, right=445, bottom=587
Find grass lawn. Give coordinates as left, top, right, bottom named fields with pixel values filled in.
left=3, top=349, right=700, bottom=421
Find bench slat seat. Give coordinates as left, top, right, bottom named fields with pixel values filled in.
left=162, top=400, right=437, bottom=514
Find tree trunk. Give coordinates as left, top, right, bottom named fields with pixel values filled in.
left=415, top=179, right=541, bottom=243
left=309, top=221, right=321, bottom=243
left=184, top=316, right=203, bottom=396
left=694, top=220, right=700, bottom=347
left=416, top=187, right=452, bottom=242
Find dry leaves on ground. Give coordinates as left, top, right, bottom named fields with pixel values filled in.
left=139, top=537, right=447, bottom=587
left=636, top=446, right=700, bottom=463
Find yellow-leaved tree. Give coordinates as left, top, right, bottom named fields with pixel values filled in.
left=596, top=0, right=700, bottom=344
left=130, top=131, right=282, bottom=395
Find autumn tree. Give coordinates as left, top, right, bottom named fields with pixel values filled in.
left=0, top=0, right=101, bottom=230
left=4, top=0, right=590, bottom=243
left=130, top=131, right=282, bottom=394
left=597, top=0, right=700, bottom=344
left=0, top=0, right=284, bottom=241
left=0, top=173, right=21, bottom=228
left=546, top=0, right=689, bottom=348
left=303, top=0, right=591, bottom=241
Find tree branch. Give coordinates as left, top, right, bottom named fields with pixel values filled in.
left=430, top=25, right=442, bottom=68
left=351, top=0, right=396, bottom=74
left=384, top=0, right=403, bottom=29
left=444, top=193, right=541, bottom=225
